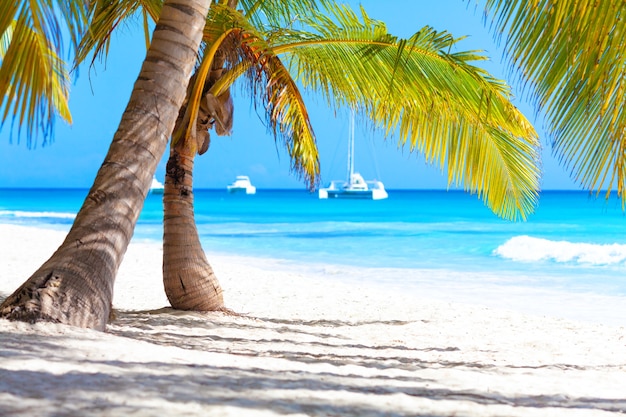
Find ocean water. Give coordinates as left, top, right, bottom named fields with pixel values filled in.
left=2, top=188, right=626, bottom=323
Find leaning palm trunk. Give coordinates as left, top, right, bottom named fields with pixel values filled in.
left=0, top=0, right=211, bottom=330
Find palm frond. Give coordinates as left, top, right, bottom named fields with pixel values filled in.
left=0, top=0, right=85, bottom=146
left=0, top=3, right=18, bottom=46
left=55, top=0, right=90, bottom=54
left=179, top=1, right=539, bottom=217
left=483, top=0, right=626, bottom=200
left=0, top=21, right=13, bottom=58
left=265, top=3, right=539, bottom=219
left=188, top=4, right=320, bottom=187
left=76, top=0, right=162, bottom=68
left=239, top=0, right=321, bottom=29
left=247, top=53, right=320, bottom=188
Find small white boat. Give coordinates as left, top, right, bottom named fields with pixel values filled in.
left=150, top=177, right=164, bottom=194
left=227, top=175, right=256, bottom=194
left=319, top=112, right=388, bottom=200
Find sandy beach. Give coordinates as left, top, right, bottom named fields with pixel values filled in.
left=1, top=223, right=626, bottom=416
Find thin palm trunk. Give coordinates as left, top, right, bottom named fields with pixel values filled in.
left=161, top=6, right=237, bottom=310
left=162, top=144, right=224, bottom=310
left=0, top=0, right=211, bottom=330
left=160, top=78, right=231, bottom=310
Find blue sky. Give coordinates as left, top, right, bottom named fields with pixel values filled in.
left=0, top=0, right=579, bottom=190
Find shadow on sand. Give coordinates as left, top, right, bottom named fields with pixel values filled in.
left=1, top=307, right=625, bottom=416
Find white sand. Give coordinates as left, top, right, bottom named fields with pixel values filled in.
left=1, top=223, right=626, bottom=416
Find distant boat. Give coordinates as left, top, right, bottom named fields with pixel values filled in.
left=150, top=177, right=164, bottom=194
left=227, top=175, right=256, bottom=194
left=319, top=112, right=388, bottom=200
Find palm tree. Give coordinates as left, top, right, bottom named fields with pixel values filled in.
left=72, top=0, right=542, bottom=312
left=160, top=48, right=234, bottom=311
left=482, top=0, right=626, bottom=199
left=155, top=2, right=541, bottom=310
left=161, top=0, right=321, bottom=311
left=6, top=0, right=617, bottom=326
left=0, top=0, right=212, bottom=330
left=74, top=0, right=542, bottom=312
left=50, top=0, right=317, bottom=312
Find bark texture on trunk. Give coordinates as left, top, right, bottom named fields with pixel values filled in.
left=0, top=0, right=211, bottom=330
left=160, top=4, right=237, bottom=311
left=162, top=144, right=224, bottom=310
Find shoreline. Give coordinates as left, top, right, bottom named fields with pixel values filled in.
left=4, top=223, right=626, bottom=326
left=1, top=223, right=626, bottom=416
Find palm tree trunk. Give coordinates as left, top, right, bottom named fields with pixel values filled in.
left=162, top=143, right=224, bottom=310
left=160, top=5, right=237, bottom=311
left=0, top=0, right=211, bottom=330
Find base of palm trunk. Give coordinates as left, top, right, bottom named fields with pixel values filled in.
left=162, top=147, right=225, bottom=312
left=0, top=290, right=60, bottom=324
left=0, top=269, right=111, bottom=330
left=164, top=263, right=224, bottom=311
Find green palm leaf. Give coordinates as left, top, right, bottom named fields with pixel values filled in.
left=265, top=4, right=539, bottom=219
left=80, top=0, right=540, bottom=219
left=239, top=0, right=321, bottom=28
left=483, top=0, right=626, bottom=200
left=76, top=0, right=162, bottom=67
left=0, top=0, right=87, bottom=145
left=184, top=4, right=321, bottom=187
left=248, top=53, right=320, bottom=188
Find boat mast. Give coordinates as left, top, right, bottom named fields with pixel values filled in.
left=347, top=110, right=355, bottom=184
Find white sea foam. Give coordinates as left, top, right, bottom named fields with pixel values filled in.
left=0, top=210, right=76, bottom=219
left=495, top=235, right=626, bottom=265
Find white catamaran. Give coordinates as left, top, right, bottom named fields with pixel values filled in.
left=318, top=113, right=388, bottom=200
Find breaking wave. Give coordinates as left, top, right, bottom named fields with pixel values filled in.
left=494, top=235, right=626, bottom=266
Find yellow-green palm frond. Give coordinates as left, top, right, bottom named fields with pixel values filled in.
left=0, top=1, right=87, bottom=57
left=189, top=1, right=538, bottom=216
left=0, top=0, right=87, bottom=146
left=239, top=0, right=321, bottom=29
left=268, top=3, right=538, bottom=219
left=77, top=0, right=162, bottom=68
left=483, top=0, right=626, bottom=201
left=249, top=53, right=319, bottom=189
left=0, top=24, right=11, bottom=56
left=192, top=4, right=320, bottom=187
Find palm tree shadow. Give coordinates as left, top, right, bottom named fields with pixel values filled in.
left=2, top=306, right=625, bottom=415
left=2, top=325, right=626, bottom=416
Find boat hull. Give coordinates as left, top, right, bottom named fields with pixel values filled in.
left=227, top=187, right=256, bottom=195
left=319, top=187, right=388, bottom=200
left=226, top=176, right=256, bottom=194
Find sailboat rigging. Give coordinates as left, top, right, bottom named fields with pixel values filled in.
left=318, top=112, right=388, bottom=200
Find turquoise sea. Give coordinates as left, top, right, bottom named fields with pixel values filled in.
left=2, top=188, right=626, bottom=324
